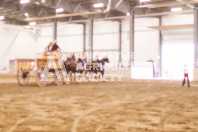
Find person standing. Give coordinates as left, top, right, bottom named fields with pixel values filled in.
left=182, top=65, right=190, bottom=87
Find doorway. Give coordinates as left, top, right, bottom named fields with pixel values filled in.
left=162, top=44, right=194, bottom=80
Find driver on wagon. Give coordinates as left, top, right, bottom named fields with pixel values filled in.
left=45, top=42, right=53, bottom=52
left=51, top=40, right=61, bottom=52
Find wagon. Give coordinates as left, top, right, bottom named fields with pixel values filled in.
left=16, top=59, right=35, bottom=86
left=16, top=52, right=65, bottom=87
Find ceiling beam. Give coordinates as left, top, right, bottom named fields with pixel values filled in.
left=112, top=0, right=130, bottom=13
left=177, top=0, right=194, bottom=9
left=149, top=24, right=193, bottom=30
left=21, top=10, right=102, bottom=22
left=136, top=0, right=198, bottom=8
left=56, top=0, right=90, bottom=19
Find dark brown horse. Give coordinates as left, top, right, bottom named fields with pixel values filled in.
left=63, top=57, right=87, bottom=81
left=85, top=57, right=109, bottom=81
left=63, top=58, right=76, bottom=81
left=98, top=57, right=109, bottom=76
left=76, top=58, right=86, bottom=74
left=64, top=58, right=76, bottom=73
left=85, top=58, right=109, bottom=73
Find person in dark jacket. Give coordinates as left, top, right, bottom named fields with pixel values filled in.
left=51, top=40, right=61, bottom=51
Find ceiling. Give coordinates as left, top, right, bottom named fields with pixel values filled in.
left=0, top=0, right=195, bottom=25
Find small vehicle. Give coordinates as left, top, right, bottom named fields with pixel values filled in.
left=16, top=52, right=64, bottom=87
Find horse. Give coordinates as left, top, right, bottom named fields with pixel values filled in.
left=85, top=57, right=109, bottom=82
left=63, top=56, right=87, bottom=82
left=63, top=57, right=77, bottom=81
left=76, top=58, right=86, bottom=74
left=98, top=57, right=109, bottom=77
left=74, top=58, right=87, bottom=82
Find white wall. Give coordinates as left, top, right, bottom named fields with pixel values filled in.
left=122, top=17, right=159, bottom=64
left=57, top=23, right=83, bottom=53
left=0, top=24, right=36, bottom=66
left=2, top=14, right=193, bottom=70
left=161, top=14, right=194, bottom=79
left=36, top=23, right=84, bottom=58
left=162, top=14, right=193, bottom=25
left=162, top=14, right=193, bottom=44
left=135, top=18, right=159, bottom=63
left=0, top=18, right=160, bottom=66
left=93, top=21, right=119, bottom=51
left=86, top=21, right=120, bottom=63
left=36, top=25, right=53, bottom=54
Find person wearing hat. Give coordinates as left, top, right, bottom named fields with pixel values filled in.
left=45, top=42, right=53, bottom=52
left=51, top=40, right=61, bottom=51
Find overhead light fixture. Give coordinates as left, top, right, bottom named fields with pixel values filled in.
left=24, top=26, right=31, bottom=29
left=171, top=7, right=182, bottom=12
left=93, top=3, right=104, bottom=8
left=56, top=8, right=64, bottom=13
left=140, top=0, right=151, bottom=2
left=41, top=0, right=46, bottom=3
left=20, top=0, right=30, bottom=4
left=29, top=22, right=36, bottom=26
left=126, top=12, right=130, bottom=16
left=24, top=13, right=29, bottom=17
left=0, top=16, right=5, bottom=20
left=34, top=2, right=40, bottom=5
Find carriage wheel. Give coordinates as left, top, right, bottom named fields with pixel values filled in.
left=17, top=70, right=30, bottom=86
left=36, top=69, right=47, bottom=87
left=54, top=70, right=64, bottom=86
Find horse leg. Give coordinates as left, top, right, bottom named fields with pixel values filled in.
left=98, top=72, right=103, bottom=82
left=75, top=72, right=81, bottom=82
left=81, top=71, right=85, bottom=82
left=76, top=72, right=81, bottom=83
left=101, top=71, right=105, bottom=82
left=85, top=71, right=91, bottom=82
left=71, top=72, right=75, bottom=82
left=69, top=71, right=72, bottom=81
left=92, top=72, right=97, bottom=82
left=96, top=72, right=100, bottom=82
left=65, top=71, right=70, bottom=84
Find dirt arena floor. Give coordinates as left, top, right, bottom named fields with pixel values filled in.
left=0, top=75, right=198, bottom=132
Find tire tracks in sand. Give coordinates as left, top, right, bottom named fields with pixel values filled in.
left=71, top=97, right=158, bottom=132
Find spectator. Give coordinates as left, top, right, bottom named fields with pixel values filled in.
left=182, top=65, right=190, bottom=87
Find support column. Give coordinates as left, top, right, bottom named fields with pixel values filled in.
left=52, top=0, right=57, bottom=41
left=16, top=3, right=20, bottom=12
left=119, top=20, right=122, bottom=64
left=83, top=24, right=86, bottom=52
left=53, top=19, right=57, bottom=40
left=129, top=9, right=135, bottom=65
left=88, top=15, right=93, bottom=62
left=194, top=4, right=198, bottom=80
left=159, top=17, right=162, bottom=77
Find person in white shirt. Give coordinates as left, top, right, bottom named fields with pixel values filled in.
left=182, top=65, right=190, bottom=87
left=45, top=42, right=53, bottom=52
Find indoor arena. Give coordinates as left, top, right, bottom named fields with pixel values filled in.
left=1, top=0, right=198, bottom=132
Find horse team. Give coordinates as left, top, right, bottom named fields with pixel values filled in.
left=63, top=56, right=109, bottom=82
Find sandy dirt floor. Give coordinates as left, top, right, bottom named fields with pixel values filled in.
left=0, top=76, right=198, bottom=132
